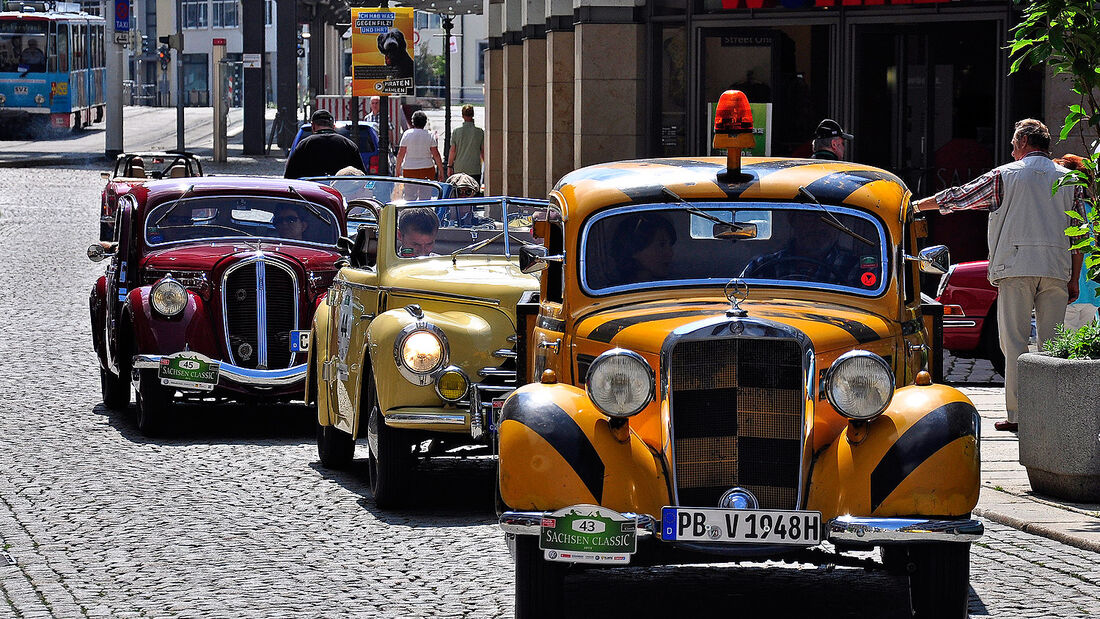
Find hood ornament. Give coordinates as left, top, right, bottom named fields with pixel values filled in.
left=724, top=278, right=748, bottom=317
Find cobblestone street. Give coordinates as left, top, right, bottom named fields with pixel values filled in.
left=0, top=165, right=1097, bottom=618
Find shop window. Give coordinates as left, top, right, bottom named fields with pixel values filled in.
left=182, top=53, right=209, bottom=106
left=655, top=25, right=688, bottom=156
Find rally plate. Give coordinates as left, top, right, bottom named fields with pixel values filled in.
left=158, top=352, right=220, bottom=391
left=540, top=505, right=636, bottom=564
left=661, top=507, right=822, bottom=545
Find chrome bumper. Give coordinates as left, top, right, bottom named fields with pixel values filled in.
left=133, top=354, right=306, bottom=388
left=499, top=511, right=982, bottom=545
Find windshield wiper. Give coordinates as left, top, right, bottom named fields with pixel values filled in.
left=287, top=185, right=325, bottom=219
left=153, top=184, right=196, bottom=227
left=797, top=186, right=874, bottom=247
left=451, top=232, right=504, bottom=265
left=661, top=188, right=730, bottom=226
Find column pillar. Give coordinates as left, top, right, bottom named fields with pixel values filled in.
left=501, top=0, right=525, bottom=195
left=241, top=0, right=265, bottom=155
left=485, top=1, right=505, bottom=196
left=545, top=0, right=573, bottom=194
left=521, top=0, right=546, bottom=198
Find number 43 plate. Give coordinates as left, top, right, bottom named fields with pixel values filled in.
left=661, top=507, right=822, bottom=545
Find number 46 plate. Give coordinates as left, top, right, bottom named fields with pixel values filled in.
left=661, top=507, right=822, bottom=545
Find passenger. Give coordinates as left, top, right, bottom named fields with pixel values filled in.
left=612, top=212, right=677, bottom=284
left=19, top=38, right=44, bottom=71
left=743, top=211, right=860, bottom=284
left=397, top=207, right=439, bottom=257
left=274, top=207, right=308, bottom=241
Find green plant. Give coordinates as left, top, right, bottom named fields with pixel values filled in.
left=1008, top=0, right=1100, bottom=279
left=1043, top=321, right=1100, bottom=358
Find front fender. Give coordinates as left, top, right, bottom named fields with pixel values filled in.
left=366, top=306, right=509, bottom=414
left=127, top=286, right=218, bottom=359
left=808, top=383, right=980, bottom=521
left=308, top=293, right=332, bottom=424
left=90, top=277, right=108, bottom=365
left=497, top=382, right=670, bottom=518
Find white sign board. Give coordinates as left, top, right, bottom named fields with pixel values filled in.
left=114, top=32, right=128, bottom=45
left=242, top=53, right=262, bottom=69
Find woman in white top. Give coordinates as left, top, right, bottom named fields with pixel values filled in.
left=396, top=110, right=443, bottom=181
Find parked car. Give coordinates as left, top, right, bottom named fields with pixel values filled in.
left=935, top=259, right=1005, bottom=374
left=290, top=121, right=389, bottom=175
left=307, top=196, right=546, bottom=508
left=88, top=177, right=347, bottom=435
left=496, top=91, right=982, bottom=619
left=99, top=151, right=203, bottom=241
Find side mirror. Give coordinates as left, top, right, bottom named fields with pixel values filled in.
left=713, top=221, right=757, bottom=240
left=519, top=244, right=549, bottom=274
left=912, top=244, right=950, bottom=275
left=87, top=242, right=114, bottom=262
left=336, top=235, right=354, bottom=257
left=100, top=171, right=111, bottom=180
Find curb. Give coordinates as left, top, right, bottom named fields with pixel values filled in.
left=974, top=506, right=1100, bottom=555
left=0, top=154, right=106, bottom=168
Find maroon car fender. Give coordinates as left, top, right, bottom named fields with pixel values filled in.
left=90, top=276, right=108, bottom=364
left=938, top=261, right=997, bottom=353
left=127, top=286, right=221, bottom=359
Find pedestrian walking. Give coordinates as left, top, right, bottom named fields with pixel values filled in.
left=283, top=110, right=365, bottom=179
left=396, top=110, right=443, bottom=181
left=809, top=119, right=853, bottom=160
left=447, top=104, right=485, bottom=184
left=366, top=96, right=380, bottom=123
left=915, top=118, right=1085, bottom=432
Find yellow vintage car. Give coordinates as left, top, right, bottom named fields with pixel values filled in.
left=498, top=91, right=981, bottom=618
left=308, top=195, right=543, bottom=508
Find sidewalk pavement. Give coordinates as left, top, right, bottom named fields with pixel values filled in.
left=945, top=354, right=1100, bottom=554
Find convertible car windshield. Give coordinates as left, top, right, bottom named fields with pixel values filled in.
left=393, top=198, right=546, bottom=259
left=145, top=196, right=340, bottom=246
left=581, top=203, right=888, bottom=295
left=318, top=177, right=444, bottom=203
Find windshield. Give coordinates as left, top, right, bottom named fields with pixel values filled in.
left=581, top=203, right=888, bottom=296
left=393, top=199, right=546, bottom=259
left=0, top=20, right=46, bottom=72
left=319, top=177, right=444, bottom=203
left=145, top=196, right=340, bottom=247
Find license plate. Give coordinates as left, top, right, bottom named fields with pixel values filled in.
left=290, top=330, right=310, bottom=352
left=14, top=86, right=27, bottom=95
left=661, top=507, right=822, bottom=545
left=540, top=505, right=636, bottom=564
left=159, top=352, right=220, bottom=391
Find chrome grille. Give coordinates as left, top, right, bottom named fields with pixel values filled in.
left=221, top=257, right=299, bottom=370
left=671, top=338, right=803, bottom=509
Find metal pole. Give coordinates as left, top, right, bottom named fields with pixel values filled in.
left=378, top=0, right=390, bottom=175
left=443, top=16, right=453, bottom=172
left=175, top=0, right=184, bottom=151
left=105, top=0, right=124, bottom=158
left=212, top=40, right=227, bottom=162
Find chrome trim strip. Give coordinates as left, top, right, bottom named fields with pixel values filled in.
left=500, top=511, right=657, bottom=537
left=477, top=368, right=517, bottom=378
left=943, top=320, right=977, bottom=328
left=659, top=316, right=814, bottom=510
left=256, top=258, right=268, bottom=368
left=143, top=195, right=340, bottom=249
left=385, top=286, right=501, bottom=306
left=133, top=355, right=305, bottom=387
left=221, top=254, right=300, bottom=370
left=342, top=281, right=379, bottom=292
left=827, top=516, right=983, bottom=544
left=492, top=349, right=517, bottom=358
left=386, top=413, right=466, bottom=425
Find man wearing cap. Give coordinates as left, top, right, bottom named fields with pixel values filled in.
left=810, top=119, right=853, bottom=161
left=284, top=109, right=366, bottom=179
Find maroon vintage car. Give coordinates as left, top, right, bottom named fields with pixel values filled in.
left=99, top=152, right=203, bottom=241
left=935, top=260, right=1004, bottom=374
left=89, top=176, right=347, bottom=434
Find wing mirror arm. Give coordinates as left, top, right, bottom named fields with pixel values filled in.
left=905, top=244, right=950, bottom=275
left=519, top=244, right=563, bottom=274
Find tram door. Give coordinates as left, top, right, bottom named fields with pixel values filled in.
left=852, top=21, right=1000, bottom=263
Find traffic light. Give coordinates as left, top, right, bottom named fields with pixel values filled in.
left=158, top=45, right=170, bottom=70
left=158, top=34, right=182, bottom=50
left=141, top=35, right=150, bottom=55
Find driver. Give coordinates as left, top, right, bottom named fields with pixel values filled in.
left=397, top=207, right=439, bottom=257
left=743, top=211, right=859, bottom=284
left=19, top=38, right=45, bottom=71
left=274, top=207, right=309, bottom=240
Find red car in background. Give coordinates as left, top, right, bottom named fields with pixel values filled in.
left=99, top=152, right=203, bottom=241
left=88, top=177, right=347, bottom=435
left=935, top=260, right=1004, bottom=374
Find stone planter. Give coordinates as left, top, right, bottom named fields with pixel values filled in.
left=1018, top=352, right=1100, bottom=502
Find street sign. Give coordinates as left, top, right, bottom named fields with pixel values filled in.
left=242, top=53, right=262, bottom=69
left=114, top=0, right=129, bottom=32
left=212, top=38, right=226, bottom=46
left=449, top=35, right=457, bottom=54
left=113, top=32, right=128, bottom=45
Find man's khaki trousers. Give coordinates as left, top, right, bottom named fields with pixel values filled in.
left=997, top=276, right=1069, bottom=423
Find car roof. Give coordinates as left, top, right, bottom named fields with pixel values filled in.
left=553, top=157, right=909, bottom=219
left=138, top=176, right=346, bottom=219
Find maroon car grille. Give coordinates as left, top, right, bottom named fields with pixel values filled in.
left=670, top=338, right=803, bottom=509
left=223, top=259, right=298, bottom=370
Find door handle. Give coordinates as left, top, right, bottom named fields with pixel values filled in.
left=537, top=338, right=561, bottom=353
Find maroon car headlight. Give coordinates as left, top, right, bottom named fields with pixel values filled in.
left=151, top=277, right=188, bottom=317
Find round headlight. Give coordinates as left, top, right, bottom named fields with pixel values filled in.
left=150, top=278, right=187, bottom=316
left=34, top=94, right=45, bottom=105
left=585, top=349, right=655, bottom=418
left=435, top=367, right=469, bottom=401
left=825, top=351, right=894, bottom=420
left=400, top=330, right=445, bottom=374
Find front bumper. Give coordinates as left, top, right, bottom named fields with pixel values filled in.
left=133, top=354, right=306, bottom=388
left=500, top=511, right=982, bottom=545
left=384, top=382, right=514, bottom=441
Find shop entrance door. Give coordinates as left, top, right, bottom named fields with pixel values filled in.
left=851, top=20, right=1001, bottom=262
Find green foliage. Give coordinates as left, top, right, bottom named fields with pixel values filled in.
left=1010, top=0, right=1100, bottom=279
left=1043, top=321, right=1100, bottom=358
left=414, top=43, right=444, bottom=89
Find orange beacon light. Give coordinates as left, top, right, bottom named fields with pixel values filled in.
left=713, top=90, right=756, bottom=182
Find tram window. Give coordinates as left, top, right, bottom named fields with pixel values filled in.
left=73, top=24, right=82, bottom=71
left=56, top=24, right=68, bottom=72
left=48, top=25, right=56, bottom=73
left=97, top=25, right=104, bottom=66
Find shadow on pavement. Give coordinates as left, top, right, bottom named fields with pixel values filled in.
left=92, top=399, right=314, bottom=445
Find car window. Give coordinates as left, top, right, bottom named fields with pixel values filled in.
left=393, top=200, right=543, bottom=259
left=322, top=178, right=444, bottom=202
left=145, top=196, right=340, bottom=247
left=581, top=203, right=888, bottom=296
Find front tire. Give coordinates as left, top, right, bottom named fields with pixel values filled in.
left=514, top=535, right=565, bottom=619
left=100, top=367, right=131, bottom=410
left=366, top=373, right=414, bottom=509
left=135, top=369, right=172, bottom=436
left=906, top=543, right=971, bottom=619
left=315, top=362, right=355, bottom=469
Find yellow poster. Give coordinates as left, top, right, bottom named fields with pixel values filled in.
left=351, top=7, right=415, bottom=96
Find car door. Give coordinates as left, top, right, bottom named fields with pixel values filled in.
left=328, top=266, right=380, bottom=436
left=105, top=197, right=133, bottom=375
